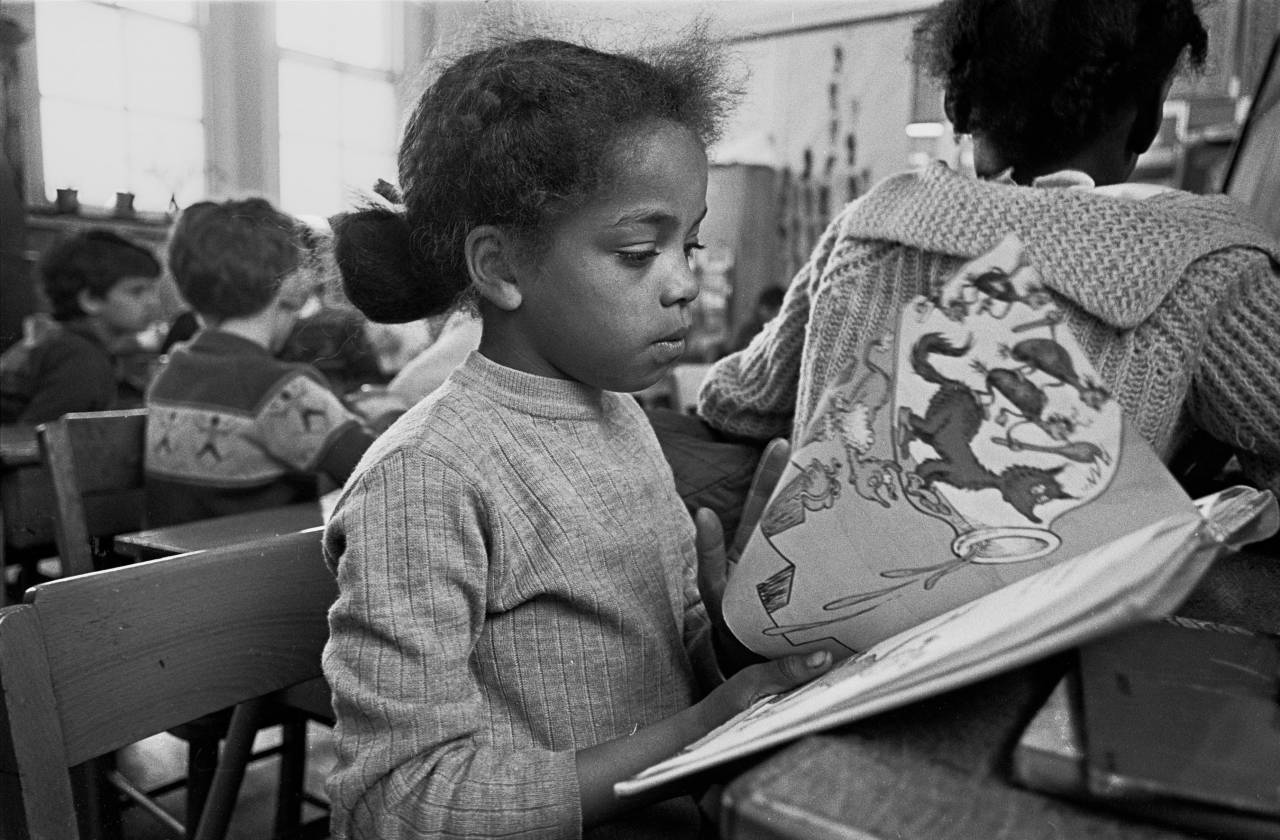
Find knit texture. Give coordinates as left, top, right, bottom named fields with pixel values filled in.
left=322, top=351, right=715, bottom=839
left=699, top=162, right=1280, bottom=493
left=146, top=329, right=374, bottom=525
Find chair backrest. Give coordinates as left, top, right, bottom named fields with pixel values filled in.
left=0, top=527, right=332, bottom=840
left=36, top=409, right=148, bottom=577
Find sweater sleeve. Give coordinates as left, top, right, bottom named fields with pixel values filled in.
left=254, top=371, right=374, bottom=483
left=18, top=337, right=117, bottom=424
left=697, top=212, right=845, bottom=441
left=323, top=449, right=581, bottom=840
left=1186, top=247, right=1280, bottom=495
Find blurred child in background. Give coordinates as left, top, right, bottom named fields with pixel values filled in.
left=0, top=229, right=160, bottom=423
left=144, top=198, right=376, bottom=525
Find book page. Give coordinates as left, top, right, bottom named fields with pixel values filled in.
left=723, top=234, right=1197, bottom=660
left=618, top=511, right=1220, bottom=797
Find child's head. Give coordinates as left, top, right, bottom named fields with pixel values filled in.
left=40, top=229, right=161, bottom=335
left=916, top=0, right=1207, bottom=183
left=168, top=197, right=312, bottom=338
left=335, top=33, right=737, bottom=392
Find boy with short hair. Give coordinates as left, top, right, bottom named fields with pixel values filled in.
left=0, top=229, right=161, bottom=424
left=145, top=198, right=376, bottom=526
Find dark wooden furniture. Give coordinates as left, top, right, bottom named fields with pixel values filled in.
left=33, top=409, right=319, bottom=838
left=0, top=528, right=333, bottom=840
left=36, top=409, right=148, bottom=578
left=0, top=424, right=55, bottom=606
left=718, top=545, right=1280, bottom=839
left=113, top=502, right=323, bottom=562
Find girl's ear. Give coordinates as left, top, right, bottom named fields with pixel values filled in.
left=465, top=225, right=522, bottom=311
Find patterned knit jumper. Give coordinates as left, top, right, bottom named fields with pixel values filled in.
left=699, top=162, right=1280, bottom=493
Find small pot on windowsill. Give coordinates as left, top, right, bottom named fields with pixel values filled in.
left=55, top=188, right=80, bottom=215
left=114, top=191, right=136, bottom=219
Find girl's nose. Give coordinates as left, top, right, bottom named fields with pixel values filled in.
left=660, top=256, right=700, bottom=307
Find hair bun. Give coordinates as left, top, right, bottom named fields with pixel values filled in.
left=332, top=206, right=447, bottom=323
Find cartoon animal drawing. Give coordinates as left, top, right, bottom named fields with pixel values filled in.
left=898, top=332, right=1075, bottom=524
left=1003, top=337, right=1111, bottom=410
left=935, top=266, right=1052, bottom=321
left=818, top=337, right=902, bottom=508
left=759, top=458, right=843, bottom=537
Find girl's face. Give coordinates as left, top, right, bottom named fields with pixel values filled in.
left=492, top=121, right=707, bottom=393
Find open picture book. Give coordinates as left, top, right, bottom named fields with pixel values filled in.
left=617, top=234, right=1280, bottom=798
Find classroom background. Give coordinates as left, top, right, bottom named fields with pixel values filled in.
left=2, top=0, right=1277, bottom=384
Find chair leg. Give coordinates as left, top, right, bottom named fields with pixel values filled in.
left=193, top=697, right=268, bottom=840
left=185, top=730, right=221, bottom=832
left=72, top=755, right=123, bottom=840
left=273, top=714, right=309, bottom=840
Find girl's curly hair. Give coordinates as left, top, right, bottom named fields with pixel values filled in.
left=335, top=32, right=739, bottom=324
left=915, top=0, right=1207, bottom=171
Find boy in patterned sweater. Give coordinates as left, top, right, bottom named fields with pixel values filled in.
left=145, top=198, right=376, bottom=526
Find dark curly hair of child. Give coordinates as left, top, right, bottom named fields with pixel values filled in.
left=41, top=229, right=160, bottom=321
left=168, top=197, right=306, bottom=323
left=915, top=0, right=1207, bottom=177
left=333, top=33, right=738, bottom=324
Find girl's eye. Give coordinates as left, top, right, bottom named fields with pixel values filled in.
left=617, top=249, right=658, bottom=265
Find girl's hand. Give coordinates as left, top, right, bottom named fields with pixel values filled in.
left=695, top=647, right=832, bottom=733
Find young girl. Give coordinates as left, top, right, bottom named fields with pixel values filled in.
left=323, top=36, right=833, bottom=839
left=698, top=0, right=1280, bottom=496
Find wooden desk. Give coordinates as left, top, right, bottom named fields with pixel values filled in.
left=719, top=548, right=1280, bottom=840
left=113, top=502, right=325, bottom=562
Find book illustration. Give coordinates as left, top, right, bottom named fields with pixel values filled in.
left=724, top=234, right=1190, bottom=659
left=619, top=489, right=1278, bottom=799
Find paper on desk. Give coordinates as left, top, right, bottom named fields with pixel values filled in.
left=617, top=486, right=1277, bottom=797
left=722, top=234, right=1198, bottom=660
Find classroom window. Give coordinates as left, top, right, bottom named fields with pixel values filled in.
left=34, top=0, right=205, bottom=213
left=276, top=2, right=400, bottom=217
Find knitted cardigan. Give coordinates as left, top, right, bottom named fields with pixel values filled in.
left=698, top=162, right=1280, bottom=493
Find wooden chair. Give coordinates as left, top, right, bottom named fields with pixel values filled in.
left=32, top=409, right=321, bottom=837
left=0, top=528, right=334, bottom=840
left=36, top=409, right=148, bottom=578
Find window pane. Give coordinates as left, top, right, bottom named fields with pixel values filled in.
left=279, top=59, right=340, bottom=141
left=341, top=74, right=397, bottom=149
left=127, top=114, right=205, bottom=212
left=42, top=99, right=127, bottom=206
left=332, top=2, right=389, bottom=69
left=35, top=2, right=124, bottom=106
left=125, top=15, right=202, bottom=119
left=115, top=1, right=197, bottom=24
left=280, top=139, right=343, bottom=216
left=276, top=1, right=334, bottom=57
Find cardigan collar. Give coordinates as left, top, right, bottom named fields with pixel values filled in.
left=842, top=161, right=1280, bottom=328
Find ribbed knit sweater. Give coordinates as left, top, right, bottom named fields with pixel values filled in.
left=322, top=351, right=716, bottom=839
left=699, top=162, right=1280, bottom=493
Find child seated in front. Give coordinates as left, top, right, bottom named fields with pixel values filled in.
left=323, top=33, right=833, bottom=839
left=145, top=198, right=377, bottom=526
left=0, top=229, right=160, bottom=424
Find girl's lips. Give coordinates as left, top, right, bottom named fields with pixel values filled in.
left=652, top=337, right=686, bottom=363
